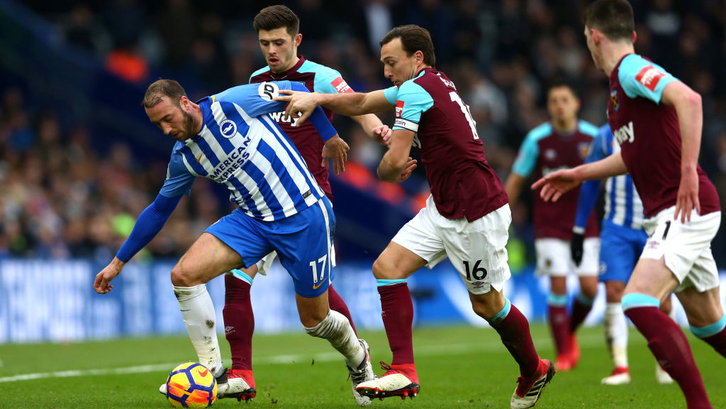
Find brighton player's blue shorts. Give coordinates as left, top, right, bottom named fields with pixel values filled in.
left=205, top=197, right=335, bottom=298
left=599, top=220, right=648, bottom=284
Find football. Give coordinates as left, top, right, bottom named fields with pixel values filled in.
left=165, top=362, right=217, bottom=408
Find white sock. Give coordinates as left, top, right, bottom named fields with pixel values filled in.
left=174, top=284, right=223, bottom=376
left=304, top=310, right=364, bottom=368
left=604, top=302, right=628, bottom=368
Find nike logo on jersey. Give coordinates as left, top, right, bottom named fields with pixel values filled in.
left=195, top=153, right=203, bottom=162
left=312, top=280, right=325, bottom=290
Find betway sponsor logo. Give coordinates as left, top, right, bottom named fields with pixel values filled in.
left=613, top=121, right=634, bottom=144
left=268, top=111, right=301, bottom=127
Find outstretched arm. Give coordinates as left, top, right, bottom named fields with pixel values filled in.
left=276, top=90, right=392, bottom=126
left=532, top=151, right=627, bottom=202
left=94, top=193, right=182, bottom=294
left=351, top=114, right=392, bottom=146
left=661, top=81, right=703, bottom=222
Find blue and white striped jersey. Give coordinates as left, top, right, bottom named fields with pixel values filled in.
left=159, top=81, right=337, bottom=222
left=574, top=124, right=644, bottom=231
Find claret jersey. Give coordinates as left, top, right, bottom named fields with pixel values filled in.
left=250, top=56, right=355, bottom=201
left=607, top=54, right=720, bottom=218
left=512, top=120, right=600, bottom=240
left=385, top=68, right=508, bottom=222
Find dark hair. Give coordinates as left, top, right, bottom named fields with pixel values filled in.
left=380, top=25, right=436, bottom=68
left=142, top=79, right=187, bottom=108
left=546, top=79, right=578, bottom=98
left=584, top=0, right=635, bottom=42
left=253, top=5, right=300, bottom=37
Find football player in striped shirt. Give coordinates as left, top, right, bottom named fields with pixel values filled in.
left=94, top=79, right=375, bottom=402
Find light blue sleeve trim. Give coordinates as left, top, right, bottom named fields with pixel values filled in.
left=618, top=54, right=677, bottom=104
left=393, top=81, right=433, bottom=128
left=690, top=315, right=726, bottom=339
left=377, top=278, right=407, bottom=287
left=512, top=123, right=550, bottom=177
left=298, top=60, right=344, bottom=94
left=547, top=293, right=568, bottom=307
left=248, top=66, right=269, bottom=83
left=229, top=269, right=254, bottom=285
left=577, top=120, right=599, bottom=137
left=383, top=86, right=398, bottom=105
left=576, top=292, right=595, bottom=306
left=490, top=297, right=512, bottom=325
left=621, top=293, right=660, bottom=311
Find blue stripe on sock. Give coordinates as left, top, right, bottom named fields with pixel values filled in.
left=621, top=293, right=660, bottom=311
left=576, top=293, right=595, bottom=306
left=376, top=279, right=407, bottom=287
left=490, top=298, right=511, bottom=325
left=690, top=315, right=726, bottom=339
left=547, top=293, right=568, bottom=307
left=229, top=269, right=253, bottom=285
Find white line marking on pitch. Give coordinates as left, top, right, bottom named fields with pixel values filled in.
left=0, top=333, right=639, bottom=383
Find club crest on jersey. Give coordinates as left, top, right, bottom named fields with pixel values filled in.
left=578, top=142, right=591, bottom=159
left=395, top=100, right=404, bottom=118
left=610, top=89, right=619, bottom=112
left=258, top=82, right=279, bottom=101
left=544, top=149, right=556, bottom=160
left=220, top=120, right=237, bottom=138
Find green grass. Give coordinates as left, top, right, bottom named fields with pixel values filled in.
left=0, top=325, right=724, bottom=408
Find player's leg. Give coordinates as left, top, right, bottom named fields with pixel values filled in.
left=567, top=238, right=599, bottom=369
left=536, top=239, right=571, bottom=370
left=170, top=232, right=246, bottom=380
left=655, top=294, right=676, bottom=384
left=623, top=209, right=721, bottom=409
left=357, top=197, right=442, bottom=399
left=454, top=204, right=553, bottom=409
left=274, top=198, right=374, bottom=406
left=678, top=286, right=726, bottom=358
left=601, top=280, right=631, bottom=384
left=222, top=267, right=258, bottom=400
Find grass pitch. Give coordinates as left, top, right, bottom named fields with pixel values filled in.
left=1, top=325, right=724, bottom=408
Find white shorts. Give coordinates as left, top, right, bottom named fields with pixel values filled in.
left=641, top=207, right=721, bottom=293
left=391, top=195, right=511, bottom=295
left=535, top=237, right=600, bottom=277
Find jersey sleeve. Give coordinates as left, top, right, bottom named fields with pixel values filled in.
left=511, top=131, right=541, bottom=178
left=392, top=81, right=433, bottom=133
left=618, top=55, right=677, bottom=104
left=312, top=65, right=354, bottom=94
left=116, top=193, right=182, bottom=262
left=159, top=149, right=196, bottom=197
left=383, top=86, right=398, bottom=105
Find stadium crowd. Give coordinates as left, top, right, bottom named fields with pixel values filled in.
left=2, top=0, right=725, bottom=264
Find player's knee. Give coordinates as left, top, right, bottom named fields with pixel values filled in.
left=171, top=264, right=201, bottom=287
left=372, top=257, right=395, bottom=279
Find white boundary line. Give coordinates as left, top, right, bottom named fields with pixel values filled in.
left=0, top=334, right=632, bottom=383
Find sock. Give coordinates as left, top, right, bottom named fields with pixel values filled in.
left=328, top=284, right=357, bottom=335
left=223, top=273, right=254, bottom=371
left=691, top=315, right=726, bottom=358
left=569, top=293, right=594, bottom=334
left=488, top=298, right=540, bottom=377
left=174, top=284, right=223, bottom=375
left=378, top=281, right=415, bottom=365
left=304, top=310, right=363, bottom=368
left=623, top=294, right=712, bottom=409
left=547, top=293, right=570, bottom=356
left=604, top=302, right=628, bottom=368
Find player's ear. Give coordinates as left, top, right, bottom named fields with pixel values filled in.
left=631, top=30, right=637, bottom=44
left=294, top=33, right=302, bottom=47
